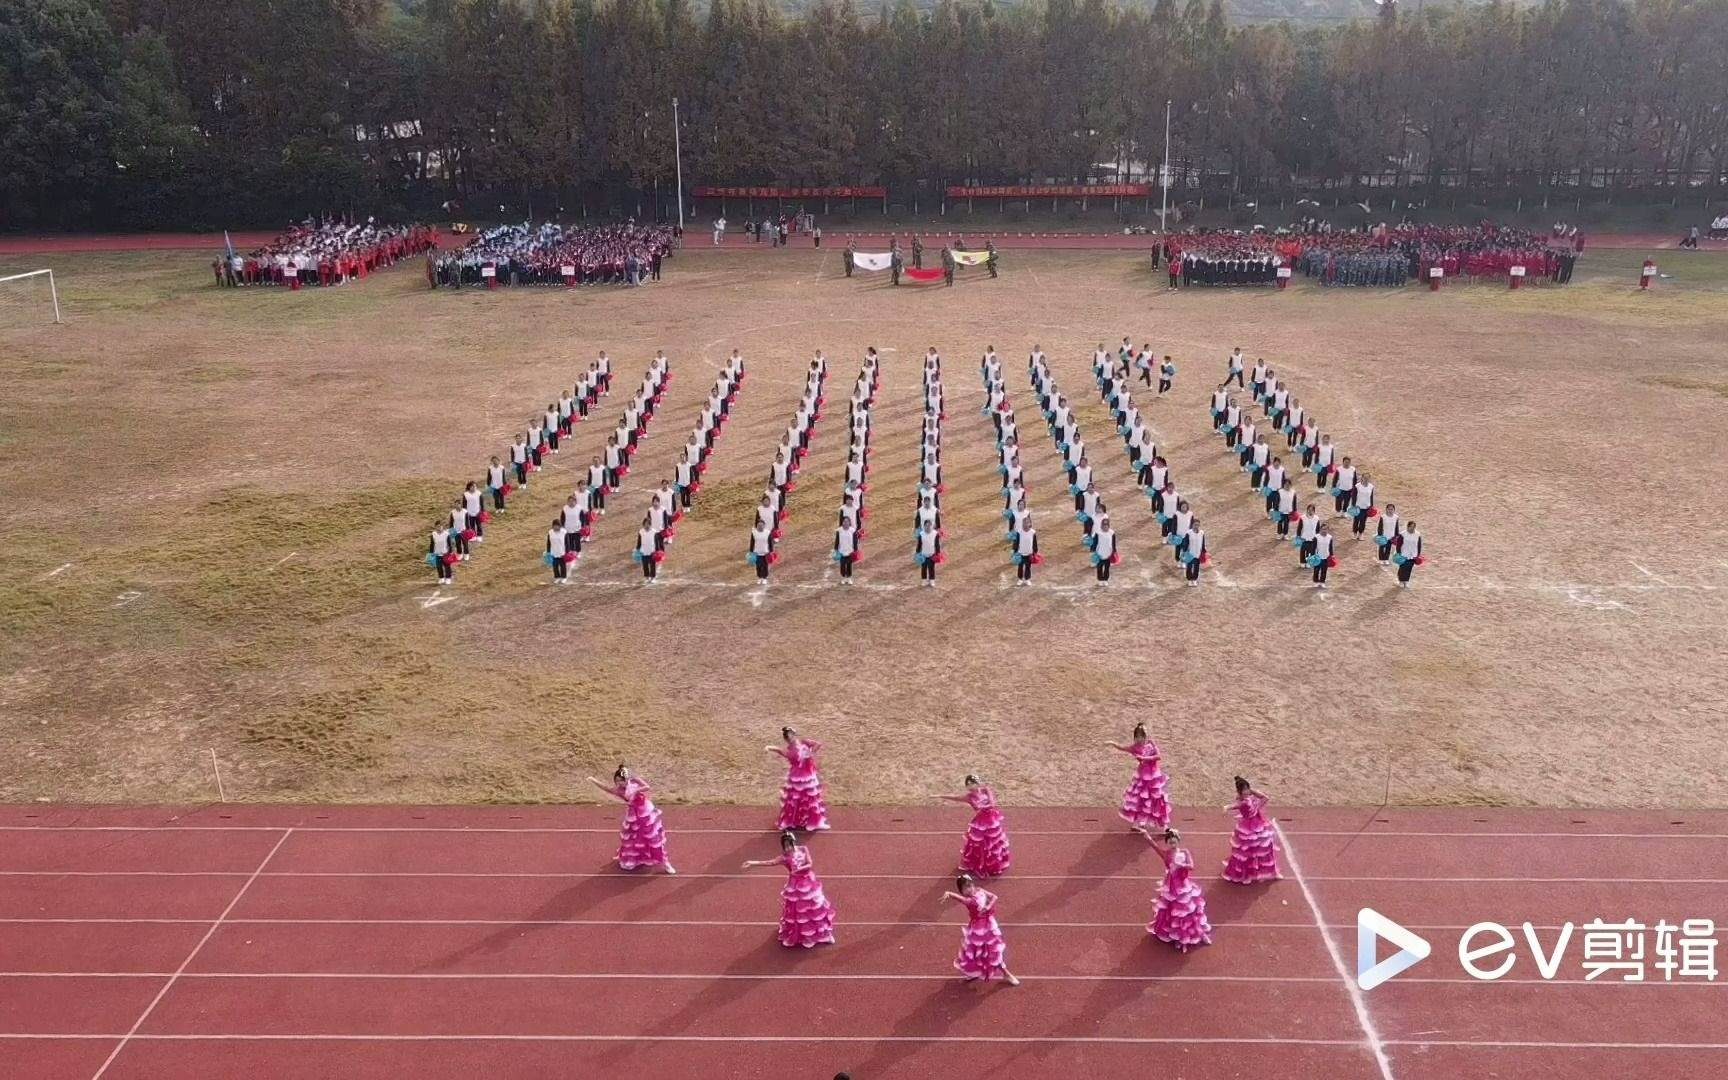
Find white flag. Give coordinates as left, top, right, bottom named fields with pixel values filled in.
left=851, top=251, right=894, bottom=272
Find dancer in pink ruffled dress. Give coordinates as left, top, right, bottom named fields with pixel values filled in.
left=742, top=831, right=836, bottom=948
left=768, top=726, right=830, bottom=832
left=1108, top=723, right=1171, bottom=831
left=1222, top=776, right=1282, bottom=884
left=1139, top=827, right=1212, bottom=952
left=588, top=766, right=676, bottom=874
left=939, top=775, right=1011, bottom=877
left=942, top=873, right=1020, bottom=985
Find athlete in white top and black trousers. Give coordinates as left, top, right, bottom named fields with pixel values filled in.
left=834, top=523, right=860, bottom=584
left=1309, top=525, right=1334, bottom=588
left=1394, top=522, right=1422, bottom=587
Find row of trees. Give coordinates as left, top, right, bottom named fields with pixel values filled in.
left=4, top=0, right=1726, bottom=229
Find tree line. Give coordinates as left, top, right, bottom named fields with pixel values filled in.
left=3, top=0, right=1725, bottom=230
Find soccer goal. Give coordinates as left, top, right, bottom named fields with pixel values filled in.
left=0, top=269, right=63, bottom=324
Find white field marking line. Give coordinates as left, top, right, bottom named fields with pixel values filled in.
left=4, top=1034, right=1373, bottom=1046
left=111, top=591, right=143, bottom=608
left=1629, top=560, right=1674, bottom=586
left=5, top=827, right=1727, bottom=840
left=416, top=593, right=456, bottom=609
left=44, top=563, right=73, bottom=578
left=14, top=871, right=1722, bottom=883
left=5, top=972, right=1720, bottom=988
left=439, top=575, right=1725, bottom=595
left=269, top=552, right=296, bottom=570
left=88, top=828, right=293, bottom=1080
left=1276, top=822, right=1395, bottom=1080
left=17, top=1034, right=1728, bottom=1050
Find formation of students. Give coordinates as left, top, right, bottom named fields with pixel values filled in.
left=1027, top=350, right=1115, bottom=585
left=429, top=223, right=674, bottom=288
left=832, top=350, right=880, bottom=585
left=1097, top=342, right=1209, bottom=586
left=427, top=353, right=615, bottom=584
left=747, top=352, right=835, bottom=582
left=631, top=356, right=745, bottom=583
left=1210, top=352, right=1424, bottom=589
left=213, top=221, right=438, bottom=289
left=987, top=349, right=1040, bottom=584
left=910, top=348, right=945, bottom=584
left=590, top=725, right=1283, bottom=980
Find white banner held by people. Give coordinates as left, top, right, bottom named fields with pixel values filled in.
left=851, top=252, right=894, bottom=272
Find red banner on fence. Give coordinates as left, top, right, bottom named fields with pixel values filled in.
left=694, top=186, right=887, bottom=198
left=947, top=184, right=1151, bottom=198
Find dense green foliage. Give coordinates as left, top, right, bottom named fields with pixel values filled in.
left=3, top=0, right=1724, bottom=228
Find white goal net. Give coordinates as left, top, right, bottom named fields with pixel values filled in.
left=0, top=269, right=63, bottom=325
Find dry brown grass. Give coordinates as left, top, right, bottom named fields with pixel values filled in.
left=1, top=246, right=1726, bottom=809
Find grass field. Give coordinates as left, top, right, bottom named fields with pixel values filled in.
left=2, top=244, right=1725, bottom=809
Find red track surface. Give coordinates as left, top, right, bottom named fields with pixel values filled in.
left=1, top=804, right=1724, bottom=1079
left=4, top=230, right=1720, bottom=255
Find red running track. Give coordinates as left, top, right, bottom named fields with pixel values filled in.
left=0, top=804, right=1725, bottom=1080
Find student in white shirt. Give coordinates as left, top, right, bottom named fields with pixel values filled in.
left=1271, top=480, right=1298, bottom=538
left=1295, top=503, right=1321, bottom=565
left=428, top=522, right=454, bottom=584
left=915, top=521, right=941, bottom=587
left=1374, top=503, right=1401, bottom=564
left=1394, top=521, right=1423, bottom=587
left=461, top=483, right=487, bottom=542
left=586, top=457, right=608, bottom=512
left=486, top=457, right=509, bottom=512
left=1331, top=457, right=1358, bottom=516
left=1014, top=523, right=1039, bottom=585
left=635, top=515, right=663, bottom=583
left=1181, top=522, right=1207, bottom=586
left=1091, top=516, right=1118, bottom=586
left=448, top=500, right=472, bottom=561
left=1226, top=348, right=1245, bottom=388
left=1349, top=474, right=1376, bottom=538
left=833, top=522, right=861, bottom=584
left=1309, top=524, right=1335, bottom=588
left=547, top=521, right=571, bottom=584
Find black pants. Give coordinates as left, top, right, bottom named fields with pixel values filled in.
left=1251, top=467, right=1266, bottom=490
left=1316, top=469, right=1329, bottom=489
left=493, top=488, right=507, bottom=511
left=436, top=559, right=453, bottom=582
left=1398, top=559, right=1416, bottom=583
left=552, top=558, right=568, bottom=580
left=1225, top=427, right=1240, bottom=449
left=1352, top=512, right=1369, bottom=536
left=1229, top=371, right=1244, bottom=388
left=450, top=530, right=469, bottom=556
left=679, top=487, right=693, bottom=510
left=756, top=558, right=770, bottom=580
left=641, top=556, right=657, bottom=580
left=920, top=560, right=937, bottom=581
left=1276, top=514, right=1291, bottom=537
left=1016, top=559, right=1033, bottom=581
left=1335, top=490, right=1352, bottom=513
left=1378, top=540, right=1393, bottom=563
left=1185, top=558, right=1201, bottom=582
left=1096, top=560, right=1111, bottom=582
left=1138, top=464, right=1154, bottom=487
left=1140, top=369, right=1152, bottom=386
left=514, top=462, right=528, bottom=484
left=546, top=430, right=559, bottom=451
left=838, top=555, right=854, bottom=579
left=1312, top=561, right=1329, bottom=584
left=1300, top=539, right=1315, bottom=565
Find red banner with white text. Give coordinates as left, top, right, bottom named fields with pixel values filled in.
left=694, top=186, right=887, bottom=199
left=947, top=184, right=1151, bottom=198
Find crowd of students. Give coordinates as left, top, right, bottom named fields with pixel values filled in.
left=428, top=223, right=676, bottom=288
left=1154, top=221, right=1578, bottom=289
left=211, top=221, right=439, bottom=288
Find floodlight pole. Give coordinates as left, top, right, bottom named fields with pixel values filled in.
left=1160, top=100, right=1173, bottom=240
left=672, top=97, right=685, bottom=232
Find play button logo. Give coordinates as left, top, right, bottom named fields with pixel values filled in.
left=1356, top=908, right=1431, bottom=990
